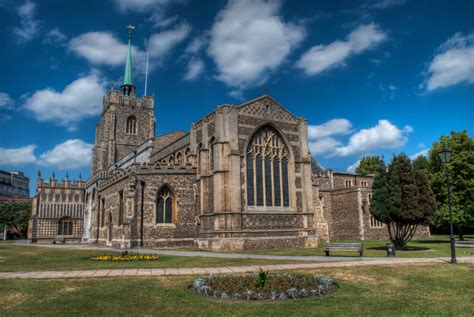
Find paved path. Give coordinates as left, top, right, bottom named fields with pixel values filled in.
left=0, top=257, right=472, bottom=280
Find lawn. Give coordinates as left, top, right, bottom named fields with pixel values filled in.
left=205, top=235, right=474, bottom=258
left=0, top=264, right=472, bottom=316
left=0, top=242, right=298, bottom=272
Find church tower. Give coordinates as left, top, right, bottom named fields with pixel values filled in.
left=92, top=26, right=156, bottom=174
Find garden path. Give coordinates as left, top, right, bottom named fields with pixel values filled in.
left=0, top=256, right=472, bottom=280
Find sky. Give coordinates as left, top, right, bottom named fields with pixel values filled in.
left=0, top=0, right=472, bottom=196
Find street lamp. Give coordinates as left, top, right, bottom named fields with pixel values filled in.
left=438, top=146, right=456, bottom=264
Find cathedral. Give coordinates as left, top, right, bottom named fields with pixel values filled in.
left=28, top=30, right=426, bottom=250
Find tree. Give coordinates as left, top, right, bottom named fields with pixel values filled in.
left=413, top=155, right=429, bottom=173
left=0, top=202, right=31, bottom=239
left=371, top=153, right=436, bottom=249
left=428, top=131, right=474, bottom=240
left=355, top=156, right=386, bottom=175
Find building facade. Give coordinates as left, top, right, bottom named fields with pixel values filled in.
left=28, top=29, right=429, bottom=248
left=0, top=170, right=29, bottom=199
left=28, top=172, right=85, bottom=243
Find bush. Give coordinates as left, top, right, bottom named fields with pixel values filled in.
left=191, top=271, right=337, bottom=300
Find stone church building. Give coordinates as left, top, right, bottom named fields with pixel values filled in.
left=29, top=30, right=427, bottom=250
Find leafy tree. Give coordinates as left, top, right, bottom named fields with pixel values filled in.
left=413, top=155, right=429, bottom=173
left=0, top=202, right=31, bottom=239
left=428, top=131, right=474, bottom=240
left=355, top=156, right=386, bottom=175
left=371, top=153, right=436, bottom=249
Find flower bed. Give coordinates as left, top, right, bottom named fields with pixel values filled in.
left=191, top=270, right=337, bottom=300
left=90, top=254, right=159, bottom=261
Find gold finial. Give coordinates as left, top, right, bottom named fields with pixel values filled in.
left=126, top=24, right=135, bottom=39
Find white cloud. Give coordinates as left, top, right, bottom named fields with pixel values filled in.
left=363, top=0, right=407, bottom=9
left=308, top=118, right=353, bottom=139
left=185, top=36, right=205, bottom=54
left=39, top=139, right=93, bottom=169
left=147, top=22, right=191, bottom=59
left=43, top=27, right=67, bottom=46
left=184, top=57, right=204, bottom=80
left=24, top=74, right=106, bottom=130
left=309, top=137, right=342, bottom=156
left=69, top=32, right=144, bottom=67
left=346, top=159, right=361, bottom=174
left=0, top=145, right=36, bottom=166
left=12, top=0, right=40, bottom=43
left=409, top=149, right=429, bottom=160
left=296, top=23, right=386, bottom=76
left=111, top=0, right=184, bottom=28
left=424, top=33, right=474, bottom=91
left=333, top=120, right=412, bottom=157
left=208, top=0, right=304, bottom=91
left=0, top=92, right=14, bottom=109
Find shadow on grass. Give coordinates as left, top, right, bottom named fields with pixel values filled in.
left=412, top=239, right=450, bottom=244
left=367, top=246, right=430, bottom=251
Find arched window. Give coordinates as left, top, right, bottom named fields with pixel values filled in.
left=58, top=217, right=73, bottom=236
left=156, top=186, right=174, bottom=224
left=126, top=116, right=137, bottom=134
left=246, top=126, right=290, bottom=208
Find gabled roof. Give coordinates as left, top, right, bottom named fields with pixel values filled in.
left=236, top=94, right=303, bottom=122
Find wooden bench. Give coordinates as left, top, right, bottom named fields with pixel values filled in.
left=324, top=243, right=364, bottom=256
left=455, top=241, right=474, bottom=248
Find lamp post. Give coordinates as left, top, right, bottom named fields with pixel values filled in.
left=438, top=146, right=456, bottom=264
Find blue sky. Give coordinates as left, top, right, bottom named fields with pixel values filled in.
left=0, top=0, right=473, bottom=195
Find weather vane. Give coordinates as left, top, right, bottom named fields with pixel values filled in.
left=126, top=24, right=135, bottom=38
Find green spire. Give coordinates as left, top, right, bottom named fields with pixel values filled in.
left=123, top=24, right=135, bottom=86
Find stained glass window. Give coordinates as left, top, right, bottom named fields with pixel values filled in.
left=156, top=186, right=173, bottom=224
left=246, top=126, right=290, bottom=208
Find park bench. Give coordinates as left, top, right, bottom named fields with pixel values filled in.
left=324, top=242, right=364, bottom=256
left=455, top=241, right=474, bottom=248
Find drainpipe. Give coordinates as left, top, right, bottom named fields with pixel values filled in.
left=140, top=181, right=145, bottom=247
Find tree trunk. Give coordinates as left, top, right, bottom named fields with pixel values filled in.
left=388, top=222, right=417, bottom=250
left=458, top=226, right=464, bottom=241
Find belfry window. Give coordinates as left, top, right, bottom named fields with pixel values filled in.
left=58, top=217, right=73, bottom=236
left=246, top=126, right=290, bottom=208
left=156, top=186, right=174, bottom=224
left=126, top=116, right=137, bottom=134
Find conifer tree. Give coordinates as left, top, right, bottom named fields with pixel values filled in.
left=355, top=156, right=386, bottom=175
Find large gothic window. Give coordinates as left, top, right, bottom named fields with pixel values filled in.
left=126, top=116, right=137, bottom=134
left=156, top=186, right=174, bottom=224
left=58, top=217, right=73, bottom=236
left=246, top=126, right=290, bottom=208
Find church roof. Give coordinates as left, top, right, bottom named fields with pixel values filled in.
left=311, top=157, right=325, bottom=174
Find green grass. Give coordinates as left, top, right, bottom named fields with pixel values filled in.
left=198, top=235, right=474, bottom=258
left=0, top=242, right=298, bottom=272
left=0, top=264, right=472, bottom=316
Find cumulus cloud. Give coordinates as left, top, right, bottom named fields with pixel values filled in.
left=409, top=149, right=429, bottom=160
left=111, top=0, right=184, bottom=28
left=346, top=159, right=361, bottom=174
left=69, top=24, right=190, bottom=75
left=12, top=0, right=40, bottom=44
left=423, top=33, right=474, bottom=91
left=184, top=57, right=204, bottom=80
left=38, top=139, right=93, bottom=169
left=333, top=120, right=412, bottom=157
left=0, top=92, right=14, bottom=109
left=308, top=118, right=353, bottom=139
left=43, top=27, right=67, bottom=46
left=24, top=74, right=106, bottom=130
left=208, top=0, right=304, bottom=91
left=308, top=119, right=352, bottom=156
left=0, top=145, right=36, bottom=166
left=147, top=22, right=191, bottom=58
left=296, top=23, right=386, bottom=76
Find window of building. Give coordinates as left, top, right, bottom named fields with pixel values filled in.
left=58, top=217, right=73, bottom=236
left=118, top=190, right=124, bottom=225
left=156, top=186, right=174, bottom=224
left=345, top=180, right=352, bottom=188
left=370, top=215, right=384, bottom=228
left=246, top=126, right=290, bottom=208
left=361, top=181, right=368, bottom=186
left=126, top=116, right=137, bottom=134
